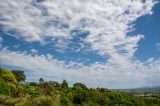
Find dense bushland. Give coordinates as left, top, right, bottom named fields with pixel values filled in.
left=0, top=67, right=160, bottom=106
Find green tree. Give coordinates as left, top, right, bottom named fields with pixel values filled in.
left=0, top=68, right=17, bottom=95
left=39, top=78, right=44, bottom=84
left=25, top=85, right=41, bottom=97
left=72, top=85, right=90, bottom=104
left=61, top=80, right=68, bottom=89
left=40, top=82, right=54, bottom=95
left=12, top=70, right=26, bottom=83
left=0, top=68, right=17, bottom=84
left=73, top=83, right=88, bottom=90
left=0, top=80, right=11, bottom=95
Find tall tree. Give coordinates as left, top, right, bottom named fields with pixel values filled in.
left=12, top=70, right=26, bottom=83
left=39, top=78, right=44, bottom=84
left=61, top=80, right=68, bottom=88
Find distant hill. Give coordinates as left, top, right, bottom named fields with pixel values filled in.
left=111, top=86, right=160, bottom=95
left=111, top=86, right=160, bottom=90
left=139, top=86, right=160, bottom=90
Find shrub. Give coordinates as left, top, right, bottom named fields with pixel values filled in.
left=4, top=98, right=20, bottom=106
left=17, top=96, right=55, bottom=106
left=25, top=86, right=41, bottom=97
left=0, top=95, right=10, bottom=104
left=35, top=96, right=54, bottom=106
left=0, top=68, right=17, bottom=84
left=12, top=85, right=25, bottom=97
left=0, top=80, right=11, bottom=95
left=0, top=68, right=17, bottom=95
left=60, top=95, right=70, bottom=106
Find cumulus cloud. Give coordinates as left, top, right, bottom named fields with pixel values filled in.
left=0, top=0, right=156, bottom=57
left=0, top=48, right=160, bottom=88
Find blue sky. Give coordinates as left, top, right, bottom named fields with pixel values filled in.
left=0, top=0, right=160, bottom=89
left=132, top=3, right=160, bottom=61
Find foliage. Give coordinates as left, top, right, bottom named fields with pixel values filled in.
left=12, top=85, right=25, bottom=97
left=72, top=86, right=90, bottom=104
left=12, top=70, right=26, bottom=82
left=39, top=78, right=44, bottom=84
left=0, top=80, right=11, bottom=96
left=0, top=68, right=17, bottom=84
left=0, top=67, right=160, bottom=106
left=61, top=80, right=68, bottom=89
left=73, top=82, right=88, bottom=90
left=0, top=68, right=17, bottom=95
left=4, top=98, right=20, bottom=106
left=109, top=92, right=145, bottom=106
left=24, top=85, right=42, bottom=97
left=40, top=82, right=55, bottom=96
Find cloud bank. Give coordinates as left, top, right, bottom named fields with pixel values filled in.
left=0, top=48, right=160, bottom=88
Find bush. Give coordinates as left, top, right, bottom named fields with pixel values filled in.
left=15, top=96, right=56, bottom=106
left=0, top=68, right=17, bottom=84
left=0, top=95, right=10, bottom=104
left=60, top=95, right=71, bottom=106
left=0, top=68, right=17, bottom=95
left=0, top=80, right=11, bottom=96
left=25, top=86, right=41, bottom=97
left=35, top=96, right=54, bottom=106
left=12, top=85, right=25, bottom=97
left=4, top=98, right=20, bottom=106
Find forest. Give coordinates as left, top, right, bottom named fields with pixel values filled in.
left=0, top=67, right=160, bottom=106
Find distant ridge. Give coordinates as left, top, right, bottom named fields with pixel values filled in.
left=110, top=86, right=160, bottom=90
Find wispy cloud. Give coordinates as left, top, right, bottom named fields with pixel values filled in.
left=156, top=43, right=160, bottom=50
left=0, top=36, right=3, bottom=48
left=0, top=48, right=160, bottom=88
left=31, top=48, right=38, bottom=54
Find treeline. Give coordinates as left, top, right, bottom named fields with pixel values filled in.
left=0, top=67, right=160, bottom=106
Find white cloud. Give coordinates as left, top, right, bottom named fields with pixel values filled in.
left=31, top=48, right=38, bottom=54
left=0, top=0, right=156, bottom=57
left=0, top=36, right=3, bottom=48
left=0, top=48, right=160, bottom=88
left=13, top=44, right=20, bottom=48
left=156, top=43, right=160, bottom=50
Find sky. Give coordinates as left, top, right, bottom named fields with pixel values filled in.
left=0, top=0, right=160, bottom=89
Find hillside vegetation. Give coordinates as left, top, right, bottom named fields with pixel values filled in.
left=0, top=67, right=160, bottom=106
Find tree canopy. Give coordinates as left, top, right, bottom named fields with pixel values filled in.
left=12, top=70, right=26, bottom=82
left=0, top=67, right=160, bottom=106
left=0, top=68, right=17, bottom=84
left=0, top=68, right=17, bottom=95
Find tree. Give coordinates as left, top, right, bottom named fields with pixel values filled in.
left=40, top=82, right=54, bottom=95
left=39, top=78, right=44, bottom=84
left=72, top=83, right=90, bottom=104
left=0, top=68, right=17, bottom=84
left=12, top=70, right=26, bottom=83
left=0, top=68, right=17, bottom=95
left=73, top=83, right=88, bottom=90
left=72, top=86, right=90, bottom=104
left=61, top=80, right=68, bottom=89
